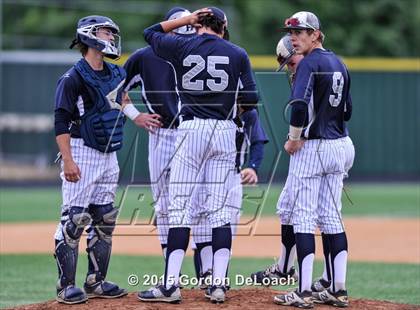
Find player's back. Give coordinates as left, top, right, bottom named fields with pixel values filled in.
left=144, top=23, right=258, bottom=120
left=124, top=47, right=179, bottom=127
left=293, top=49, right=350, bottom=139
left=176, top=34, right=255, bottom=119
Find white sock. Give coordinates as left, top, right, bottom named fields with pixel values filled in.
left=277, top=244, right=296, bottom=273
left=200, top=245, right=213, bottom=273
left=332, top=250, right=347, bottom=292
left=165, top=249, right=185, bottom=289
left=300, top=253, right=314, bottom=292
left=213, top=248, right=230, bottom=286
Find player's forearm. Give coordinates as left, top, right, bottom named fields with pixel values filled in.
left=144, top=15, right=189, bottom=41
left=160, top=16, right=190, bottom=33
left=247, top=141, right=265, bottom=173
left=288, top=99, right=307, bottom=140
left=56, top=133, right=73, bottom=162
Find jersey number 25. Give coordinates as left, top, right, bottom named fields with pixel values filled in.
left=182, top=55, right=229, bottom=91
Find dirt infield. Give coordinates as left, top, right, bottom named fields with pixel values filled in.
left=7, top=290, right=420, bottom=310
left=1, top=217, right=419, bottom=263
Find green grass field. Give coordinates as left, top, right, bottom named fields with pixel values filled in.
left=0, top=254, right=419, bottom=308
left=1, top=183, right=419, bottom=308
left=0, top=183, right=419, bottom=222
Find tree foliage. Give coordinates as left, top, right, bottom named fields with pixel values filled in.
left=2, top=0, right=418, bottom=56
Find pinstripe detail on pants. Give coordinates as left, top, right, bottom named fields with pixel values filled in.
left=191, top=172, right=242, bottom=243
left=277, top=137, right=352, bottom=234
left=169, top=118, right=237, bottom=229
left=148, top=128, right=177, bottom=245
left=54, top=138, right=119, bottom=240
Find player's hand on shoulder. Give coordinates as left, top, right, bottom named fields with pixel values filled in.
left=63, top=159, right=81, bottom=183
left=133, top=113, right=162, bottom=132
left=241, top=168, right=258, bottom=185
left=284, top=139, right=305, bottom=155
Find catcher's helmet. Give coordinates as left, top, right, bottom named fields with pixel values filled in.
left=70, top=15, right=121, bottom=59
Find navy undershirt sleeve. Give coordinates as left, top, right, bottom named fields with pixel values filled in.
left=144, top=23, right=182, bottom=62
left=54, top=108, right=72, bottom=136
left=247, top=141, right=265, bottom=173
left=290, top=100, right=308, bottom=127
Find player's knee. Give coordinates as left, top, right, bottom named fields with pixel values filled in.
left=317, top=217, right=345, bottom=234
left=279, top=211, right=294, bottom=225
left=293, top=221, right=317, bottom=234
left=62, top=206, right=91, bottom=248
left=89, top=203, right=119, bottom=240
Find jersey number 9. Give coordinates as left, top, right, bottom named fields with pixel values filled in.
left=329, top=71, right=344, bottom=107
left=182, top=55, right=229, bottom=91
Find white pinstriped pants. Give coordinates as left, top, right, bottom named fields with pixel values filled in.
left=168, top=118, right=237, bottom=229
left=148, top=128, right=177, bottom=245
left=277, top=137, right=354, bottom=234
left=191, top=172, right=243, bottom=243
left=54, top=138, right=119, bottom=240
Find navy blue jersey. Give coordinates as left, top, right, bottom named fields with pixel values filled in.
left=291, top=48, right=351, bottom=139
left=144, top=24, right=258, bottom=120
left=235, top=109, right=269, bottom=171
left=55, top=66, right=111, bottom=137
left=123, top=46, right=180, bottom=128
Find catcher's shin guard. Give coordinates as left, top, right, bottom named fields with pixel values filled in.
left=55, top=206, right=91, bottom=290
left=86, top=204, right=119, bottom=284
left=54, top=239, right=79, bottom=290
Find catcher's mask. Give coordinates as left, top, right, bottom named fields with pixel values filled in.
left=69, top=15, right=121, bottom=60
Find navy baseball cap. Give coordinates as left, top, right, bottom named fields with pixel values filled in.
left=283, top=11, right=321, bottom=31
left=165, top=7, right=196, bottom=35
left=209, top=7, right=228, bottom=26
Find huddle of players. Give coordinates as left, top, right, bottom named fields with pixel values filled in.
left=53, top=6, right=353, bottom=309
left=122, top=6, right=268, bottom=304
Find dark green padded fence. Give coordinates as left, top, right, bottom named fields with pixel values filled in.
left=1, top=61, right=418, bottom=180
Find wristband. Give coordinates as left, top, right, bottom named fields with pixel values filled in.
left=122, top=104, right=141, bottom=121
left=288, top=125, right=302, bottom=141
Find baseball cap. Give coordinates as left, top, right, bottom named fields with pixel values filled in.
left=276, top=34, right=294, bottom=58
left=208, top=7, right=228, bottom=27
left=165, top=7, right=196, bottom=35
left=283, top=11, right=321, bottom=31
left=276, top=34, right=295, bottom=71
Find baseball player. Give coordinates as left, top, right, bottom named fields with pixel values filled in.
left=53, top=15, right=154, bottom=304
left=138, top=7, right=258, bottom=304
left=251, top=34, right=303, bottom=285
left=191, top=108, right=269, bottom=289
left=272, top=12, right=354, bottom=308
left=251, top=34, right=355, bottom=299
left=122, top=7, right=195, bottom=264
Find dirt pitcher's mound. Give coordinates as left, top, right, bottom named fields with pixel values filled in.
left=8, top=289, right=419, bottom=310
